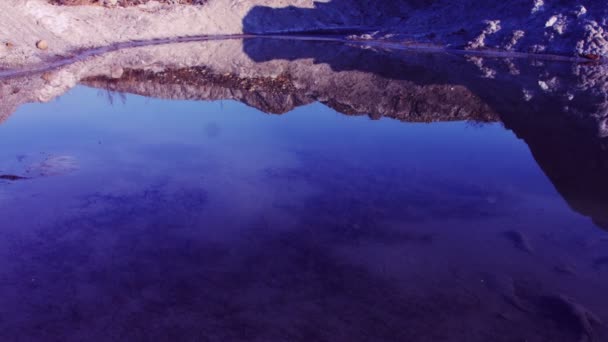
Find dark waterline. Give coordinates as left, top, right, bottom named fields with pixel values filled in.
left=0, top=39, right=607, bottom=341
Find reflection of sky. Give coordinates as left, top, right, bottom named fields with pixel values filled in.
left=5, top=85, right=555, bottom=192
left=0, top=84, right=593, bottom=232
left=1, top=85, right=607, bottom=338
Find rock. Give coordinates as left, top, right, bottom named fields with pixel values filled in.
left=36, top=40, right=48, bottom=50
left=110, top=65, right=124, bottom=79
left=40, top=72, right=53, bottom=83
left=581, top=53, right=601, bottom=61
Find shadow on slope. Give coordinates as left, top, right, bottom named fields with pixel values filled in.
left=242, top=0, right=608, bottom=57
left=242, top=0, right=412, bottom=34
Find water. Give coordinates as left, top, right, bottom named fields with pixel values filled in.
left=1, top=38, right=607, bottom=341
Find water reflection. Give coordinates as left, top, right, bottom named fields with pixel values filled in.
left=76, top=38, right=608, bottom=230
left=0, top=38, right=607, bottom=341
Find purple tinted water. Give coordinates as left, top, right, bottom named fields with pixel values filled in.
left=0, top=63, right=607, bottom=340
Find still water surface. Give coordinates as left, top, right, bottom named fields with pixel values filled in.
left=0, top=39, right=607, bottom=341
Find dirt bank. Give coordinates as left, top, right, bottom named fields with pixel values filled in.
left=0, top=0, right=607, bottom=69
left=49, top=0, right=207, bottom=5
left=0, top=0, right=408, bottom=68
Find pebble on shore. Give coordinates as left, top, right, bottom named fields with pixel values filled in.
left=36, top=40, right=48, bottom=50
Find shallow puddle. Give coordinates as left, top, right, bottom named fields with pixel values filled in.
left=0, top=38, right=607, bottom=341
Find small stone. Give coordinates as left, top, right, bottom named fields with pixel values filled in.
left=110, top=65, right=124, bottom=79
left=581, top=53, right=601, bottom=61
left=40, top=72, right=53, bottom=83
left=36, top=40, right=48, bottom=50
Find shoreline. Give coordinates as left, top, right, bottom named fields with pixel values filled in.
left=1, top=34, right=603, bottom=80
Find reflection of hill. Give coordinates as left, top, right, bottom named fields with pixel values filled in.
left=81, top=65, right=497, bottom=123
left=1, top=38, right=607, bottom=230
left=508, top=108, right=608, bottom=230
left=241, top=38, right=608, bottom=230
left=84, top=67, right=313, bottom=115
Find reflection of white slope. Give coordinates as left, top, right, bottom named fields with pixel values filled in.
left=3, top=38, right=608, bottom=231
left=81, top=68, right=497, bottom=123
left=1, top=40, right=495, bottom=121
left=2, top=39, right=500, bottom=123
left=2, top=38, right=607, bottom=128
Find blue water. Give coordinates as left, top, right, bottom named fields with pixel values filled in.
left=0, top=68, right=607, bottom=341
left=2, top=86, right=563, bottom=233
